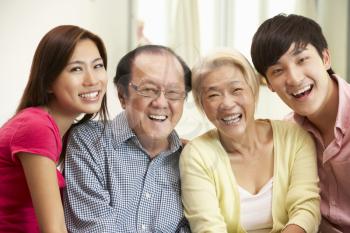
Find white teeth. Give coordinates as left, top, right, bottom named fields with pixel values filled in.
left=292, top=85, right=312, bottom=96
left=80, top=91, right=99, bottom=99
left=222, top=114, right=241, bottom=124
left=149, top=115, right=167, bottom=121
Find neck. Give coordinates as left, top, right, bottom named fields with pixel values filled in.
left=219, top=120, right=267, bottom=157
left=308, top=78, right=338, bottom=143
left=137, top=134, right=170, bottom=159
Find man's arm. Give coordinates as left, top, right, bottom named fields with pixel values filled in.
left=282, top=224, right=306, bottom=233
left=176, top=216, right=191, bottom=233
left=63, top=125, right=119, bottom=233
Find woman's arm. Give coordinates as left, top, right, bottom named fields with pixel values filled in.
left=284, top=128, right=321, bottom=233
left=180, top=143, right=228, bottom=233
left=18, top=153, right=67, bottom=233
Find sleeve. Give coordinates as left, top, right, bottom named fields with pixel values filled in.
left=176, top=218, right=192, bottom=233
left=63, top=125, right=120, bottom=233
left=11, top=116, right=59, bottom=162
left=285, top=127, right=321, bottom=233
left=179, top=142, right=228, bottom=233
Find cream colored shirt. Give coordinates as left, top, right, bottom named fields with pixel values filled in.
left=239, top=178, right=273, bottom=232
left=179, top=120, right=320, bottom=233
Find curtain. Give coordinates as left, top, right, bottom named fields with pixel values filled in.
left=169, top=0, right=200, bottom=67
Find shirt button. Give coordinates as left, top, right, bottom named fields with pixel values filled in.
left=141, top=224, right=147, bottom=230
left=145, top=192, right=151, bottom=199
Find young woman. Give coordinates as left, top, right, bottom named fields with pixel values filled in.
left=0, top=25, right=108, bottom=233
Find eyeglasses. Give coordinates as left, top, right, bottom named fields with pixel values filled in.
left=129, top=82, right=187, bottom=101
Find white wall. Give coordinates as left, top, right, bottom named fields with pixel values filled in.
left=0, top=0, right=128, bottom=125
left=0, top=0, right=293, bottom=140
left=4, top=1, right=327, bottom=141
left=317, top=0, right=348, bottom=79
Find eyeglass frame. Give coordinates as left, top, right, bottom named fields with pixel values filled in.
left=129, top=82, right=187, bottom=101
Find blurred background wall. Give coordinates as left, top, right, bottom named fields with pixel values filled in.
left=0, top=0, right=348, bottom=139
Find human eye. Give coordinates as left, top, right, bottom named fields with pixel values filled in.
left=69, top=66, right=83, bottom=72
left=139, top=84, right=158, bottom=96
left=297, top=56, right=309, bottom=64
left=166, top=89, right=185, bottom=100
left=94, top=62, right=105, bottom=69
left=206, top=91, right=221, bottom=99
left=231, top=87, right=243, bottom=94
left=270, top=67, right=283, bottom=77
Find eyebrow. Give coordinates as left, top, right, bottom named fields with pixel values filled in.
left=138, top=79, right=158, bottom=85
left=290, top=46, right=307, bottom=56
left=139, top=78, right=184, bottom=88
left=271, top=46, right=308, bottom=67
left=204, top=81, right=242, bottom=91
left=67, top=57, right=103, bottom=66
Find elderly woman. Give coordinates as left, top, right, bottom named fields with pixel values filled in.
left=179, top=49, right=320, bottom=233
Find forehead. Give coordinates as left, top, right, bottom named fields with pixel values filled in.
left=283, top=43, right=318, bottom=58
left=131, top=52, right=184, bottom=85
left=269, top=44, right=319, bottom=69
left=202, top=64, right=246, bottom=89
left=69, top=39, right=99, bottom=61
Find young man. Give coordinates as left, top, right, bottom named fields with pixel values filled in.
left=63, top=45, right=191, bottom=232
left=251, top=14, right=350, bottom=233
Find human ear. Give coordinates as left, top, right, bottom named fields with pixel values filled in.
left=322, top=48, right=331, bottom=70
left=117, top=88, right=127, bottom=109
left=265, top=78, right=275, bottom=92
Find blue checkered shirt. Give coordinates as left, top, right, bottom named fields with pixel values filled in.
left=63, top=112, right=191, bottom=233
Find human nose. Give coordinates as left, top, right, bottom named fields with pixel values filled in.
left=83, top=69, right=99, bottom=86
left=220, top=93, right=236, bottom=109
left=151, top=90, right=168, bottom=107
left=285, top=68, right=303, bottom=86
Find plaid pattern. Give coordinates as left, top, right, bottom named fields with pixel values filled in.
left=63, top=112, right=190, bottom=233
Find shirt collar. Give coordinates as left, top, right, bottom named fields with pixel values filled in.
left=112, top=111, right=137, bottom=144
left=111, top=111, right=182, bottom=153
left=333, top=74, right=350, bottom=136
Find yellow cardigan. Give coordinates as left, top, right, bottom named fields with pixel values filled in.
left=179, top=120, right=320, bottom=233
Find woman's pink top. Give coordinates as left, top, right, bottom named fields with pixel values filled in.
left=0, top=107, right=64, bottom=233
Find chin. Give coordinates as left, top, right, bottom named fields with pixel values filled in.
left=81, top=106, right=102, bottom=114
left=293, top=106, right=315, bottom=117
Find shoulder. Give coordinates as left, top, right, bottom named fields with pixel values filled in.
left=67, top=120, right=114, bottom=153
left=65, top=120, right=113, bottom=166
left=11, top=107, right=59, bottom=140
left=70, top=118, right=113, bottom=138
left=7, top=108, right=61, bottom=160
left=271, top=120, right=314, bottom=154
left=181, top=129, right=223, bottom=164
left=186, top=129, right=220, bottom=150
left=16, top=107, right=55, bottom=128
left=271, top=120, right=315, bottom=161
left=271, top=120, right=310, bottom=139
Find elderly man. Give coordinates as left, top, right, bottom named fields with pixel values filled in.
left=63, top=45, right=191, bottom=232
